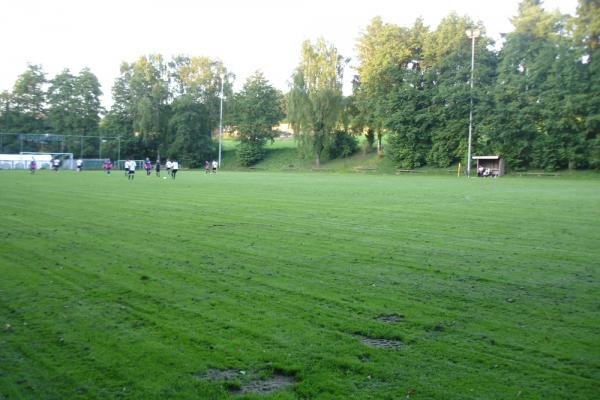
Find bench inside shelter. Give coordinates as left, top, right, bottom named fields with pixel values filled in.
left=473, top=155, right=504, bottom=177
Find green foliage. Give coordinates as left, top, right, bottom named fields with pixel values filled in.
left=356, top=3, right=600, bottom=171
left=510, top=0, right=562, bottom=39
left=384, top=67, right=432, bottom=169
left=167, top=94, right=213, bottom=166
left=169, top=55, right=233, bottom=130
left=354, top=17, right=424, bottom=151
left=47, top=68, right=102, bottom=135
left=8, top=64, right=47, bottom=133
left=288, top=38, right=346, bottom=167
left=101, top=54, right=229, bottom=161
left=325, top=131, right=359, bottom=159
left=228, top=71, right=284, bottom=165
left=573, top=0, right=600, bottom=50
left=424, top=14, right=478, bottom=167
left=236, top=141, right=266, bottom=166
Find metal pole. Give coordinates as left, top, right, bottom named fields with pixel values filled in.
left=218, top=74, right=224, bottom=167
left=465, top=29, right=479, bottom=178
left=80, top=136, right=83, bottom=158
left=99, top=136, right=102, bottom=159
left=117, top=136, right=121, bottom=165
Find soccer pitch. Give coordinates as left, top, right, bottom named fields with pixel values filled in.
left=1, top=170, right=599, bottom=399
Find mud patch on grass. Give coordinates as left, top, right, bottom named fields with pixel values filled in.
left=359, top=336, right=403, bottom=349
left=432, top=322, right=445, bottom=331
left=194, top=368, right=240, bottom=381
left=375, top=314, right=405, bottom=323
left=230, top=374, right=296, bottom=395
left=195, top=369, right=296, bottom=395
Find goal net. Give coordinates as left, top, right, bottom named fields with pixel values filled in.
left=19, top=152, right=74, bottom=170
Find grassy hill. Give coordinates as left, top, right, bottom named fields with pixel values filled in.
left=221, top=139, right=399, bottom=174
left=220, top=138, right=599, bottom=178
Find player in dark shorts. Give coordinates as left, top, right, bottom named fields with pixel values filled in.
left=128, top=160, right=136, bottom=180
left=171, top=160, right=179, bottom=179
left=155, top=160, right=161, bottom=177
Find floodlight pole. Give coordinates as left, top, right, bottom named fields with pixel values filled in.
left=466, top=28, right=480, bottom=178
left=218, top=73, right=224, bottom=167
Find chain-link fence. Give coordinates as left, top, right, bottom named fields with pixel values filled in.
left=0, top=133, right=123, bottom=161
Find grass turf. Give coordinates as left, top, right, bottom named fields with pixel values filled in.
left=1, top=170, right=599, bottom=399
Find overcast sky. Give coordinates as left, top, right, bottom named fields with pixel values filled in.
left=0, top=0, right=577, bottom=107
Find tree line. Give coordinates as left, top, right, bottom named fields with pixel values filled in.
left=348, top=0, right=600, bottom=171
left=1, top=0, right=598, bottom=171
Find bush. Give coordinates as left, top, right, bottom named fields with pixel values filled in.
left=326, top=131, right=358, bottom=159
left=237, top=141, right=265, bottom=166
left=387, top=131, right=426, bottom=169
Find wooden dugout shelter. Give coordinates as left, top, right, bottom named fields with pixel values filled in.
left=473, top=155, right=504, bottom=177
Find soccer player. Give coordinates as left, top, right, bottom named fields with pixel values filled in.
left=144, top=158, right=152, bottom=176
left=171, top=159, right=179, bottom=179
left=155, top=159, right=161, bottom=177
left=103, top=159, right=113, bottom=174
left=52, top=158, right=60, bottom=172
left=212, top=160, right=218, bottom=173
left=30, top=158, right=37, bottom=174
left=127, top=160, right=136, bottom=180
left=124, top=159, right=130, bottom=176
left=166, top=159, right=172, bottom=177
left=76, top=159, right=83, bottom=172
left=204, top=160, right=210, bottom=174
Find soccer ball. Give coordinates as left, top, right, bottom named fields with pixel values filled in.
left=163, top=177, right=167, bottom=179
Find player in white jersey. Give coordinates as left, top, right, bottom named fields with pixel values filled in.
left=171, top=160, right=179, bottom=179
left=127, top=160, right=136, bottom=180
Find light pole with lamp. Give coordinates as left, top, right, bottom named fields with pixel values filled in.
left=218, top=73, right=224, bottom=167
left=465, top=28, right=480, bottom=178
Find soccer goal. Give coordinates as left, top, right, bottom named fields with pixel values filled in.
left=19, top=152, right=74, bottom=170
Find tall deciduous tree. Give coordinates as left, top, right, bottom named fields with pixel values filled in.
left=102, top=65, right=134, bottom=137
left=169, top=55, right=233, bottom=131
left=167, top=94, right=213, bottom=165
left=491, top=0, right=562, bottom=169
left=129, top=55, right=170, bottom=146
left=228, top=71, right=284, bottom=165
left=11, top=64, right=47, bottom=133
left=355, top=17, right=418, bottom=152
left=423, top=14, right=494, bottom=167
left=47, top=68, right=102, bottom=135
left=288, top=38, right=345, bottom=167
left=104, top=55, right=170, bottom=159
left=47, top=69, right=77, bottom=133
left=573, top=0, right=600, bottom=168
left=385, top=64, right=433, bottom=168
left=75, top=68, right=103, bottom=134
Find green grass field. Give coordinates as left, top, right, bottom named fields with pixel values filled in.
left=1, top=170, right=599, bottom=399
